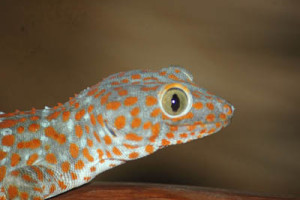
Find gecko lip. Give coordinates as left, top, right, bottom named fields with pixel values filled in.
left=166, top=119, right=231, bottom=128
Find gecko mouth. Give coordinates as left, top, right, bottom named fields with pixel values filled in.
left=166, top=119, right=231, bottom=128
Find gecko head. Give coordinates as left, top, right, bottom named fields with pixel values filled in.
left=99, top=66, right=234, bottom=161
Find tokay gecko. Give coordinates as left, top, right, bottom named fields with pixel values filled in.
left=0, top=66, right=234, bottom=199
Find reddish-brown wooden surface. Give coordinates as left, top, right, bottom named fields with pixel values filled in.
left=52, top=182, right=297, bottom=200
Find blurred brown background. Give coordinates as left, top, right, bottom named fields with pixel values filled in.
left=0, top=0, right=299, bottom=197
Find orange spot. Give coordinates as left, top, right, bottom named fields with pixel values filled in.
left=175, top=69, right=181, bottom=73
left=145, top=145, right=154, bottom=153
left=20, top=192, right=29, bottom=199
left=49, top=184, right=56, bottom=194
left=0, top=150, right=7, bottom=160
left=121, top=79, right=129, bottom=84
left=145, top=96, right=157, bottom=106
left=45, top=153, right=57, bottom=164
left=106, top=101, right=121, bottom=110
left=200, top=129, right=207, bottom=134
left=170, top=126, right=178, bottom=131
left=71, top=172, right=77, bottom=180
left=112, top=147, right=122, bottom=156
left=2, top=135, right=15, bottom=146
left=193, top=102, right=203, bottom=109
left=0, top=119, right=17, bottom=128
left=124, top=97, right=138, bottom=106
left=70, top=143, right=79, bottom=158
left=143, top=77, right=159, bottom=81
left=129, top=152, right=139, bottom=159
left=150, top=108, right=161, bottom=117
left=150, top=123, right=160, bottom=142
left=177, top=140, right=182, bottom=144
left=103, top=135, right=112, bottom=145
left=22, top=174, right=34, bottom=182
left=28, top=123, right=40, bottom=133
left=75, top=109, right=85, bottom=121
left=97, top=149, right=104, bottom=160
left=141, top=86, right=159, bottom=91
left=111, top=81, right=120, bottom=86
left=88, top=105, right=94, bottom=113
left=114, top=115, right=126, bottom=130
left=27, top=153, right=38, bottom=165
left=206, top=114, right=215, bottom=122
left=44, top=126, right=66, bottom=144
left=11, top=153, right=21, bottom=167
left=131, top=118, right=141, bottom=128
left=96, top=114, right=104, bottom=127
left=83, top=148, right=94, bottom=162
left=125, top=133, right=143, bottom=141
left=61, top=162, right=70, bottom=173
left=47, top=111, right=61, bottom=121
left=75, top=125, right=83, bottom=138
left=219, top=113, right=226, bottom=120
left=31, top=116, right=39, bottom=121
left=118, top=89, right=128, bottom=96
left=94, top=89, right=106, bottom=98
left=75, top=160, right=85, bottom=170
left=143, top=121, right=152, bottom=130
left=74, top=102, right=80, bottom=109
left=187, top=125, right=196, bottom=131
left=206, top=102, right=214, bottom=110
left=87, top=88, right=98, bottom=96
left=58, top=180, right=67, bottom=190
left=62, top=111, right=70, bottom=122
left=208, top=128, right=216, bottom=134
left=168, top=74, right=181, bottom=81
left=85, top=125, right=90, bottom=134
left=0, top=166, right=6, bottom=182
left=100, top=92, right=111, bottom=105
left=132, top=74, right=141, bottom=79
left=8, top=185, right=18, bottom=199
left=17, top=126, right=24, bottom=134
left=33, top=187, right=43, bottom=194
left=44, top=144, right=50, bottom=151
left=90, top=166, right=96, bottom=172
left=93, top=131, right=101, bottom=143
left=90, top=114, right=96, bottom=126
left=106, top=151, right=112, bottom=158
left=123, top=143, right=139, bottom=149
left=159, top=71, right=167, bottom=76
left=130, top=107, right=140, bottom=116
left=87, top=138, right=93, bottom=147
left=161, top=139, right=170, bottom=146
left=46, top=168, right=54, bottom=176
left=180, top=133, right=188, bottom=138
left=118, top=72, right=125, bottom=77
left=17, top=139, right=41, bottom=149
left=166, top=132, right=174, bottom=139
left=32, top=166, right=43, bottom=181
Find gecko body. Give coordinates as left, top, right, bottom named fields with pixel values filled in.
left=0, top=66, right=234, bottom=199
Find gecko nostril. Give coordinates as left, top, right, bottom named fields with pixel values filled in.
left=224, top=104, right=234, bottom=116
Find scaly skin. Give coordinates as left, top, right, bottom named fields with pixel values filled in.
left=0, top=66, right=234, bottom=199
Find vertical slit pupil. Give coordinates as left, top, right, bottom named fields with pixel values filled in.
left=171, top=94, right=180, bottom=112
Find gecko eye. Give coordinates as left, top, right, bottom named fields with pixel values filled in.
left=161, top=88, right=189, bottom=117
